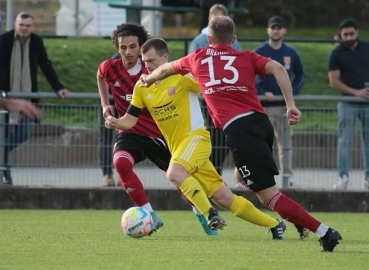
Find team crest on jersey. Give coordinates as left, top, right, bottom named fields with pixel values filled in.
left=283, top=56, right=291, bottom=70
left=167, top=86, right=176, bottom=96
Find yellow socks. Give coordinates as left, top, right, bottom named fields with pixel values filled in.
left=229, top=196, right=278, bottom=228
left=179, top=176, right=212, bottom=219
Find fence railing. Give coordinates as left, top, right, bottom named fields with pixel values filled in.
left=0, top=92, right=368, bottom=191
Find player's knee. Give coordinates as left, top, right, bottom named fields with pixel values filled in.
left=255, top=186, right=280, bottom=206
left=210, top=186, right=234, bottom=209
left=166, top=164, right=189, bottom=186
left=113, top=151, right=134, bottom=173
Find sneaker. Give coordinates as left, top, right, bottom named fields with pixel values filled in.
left=268, top=218, right=286, bottom=240
left=334, top=175, right=349, bottom=190
left=195, top=214, right=218, bottom=236
left=2, top=170, right=13, bottom=185
left=319, top=228, right=342, bottom=252
left=207, top=208, right=226, bottom=230
left=148, top=212, right=164, bottom=236
left=294, top=224, right=309, bottom=240
left=102, top=174, right=115, bottom=187
left=2, top=176, right=13, bottom=185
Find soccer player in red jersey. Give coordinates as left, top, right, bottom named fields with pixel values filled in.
left=139, top=16, right=342, bottom=251
left=97, top=23, right=216, bottom=235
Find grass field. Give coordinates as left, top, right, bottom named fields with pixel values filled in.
left=0, top=210, right=367, bottom=270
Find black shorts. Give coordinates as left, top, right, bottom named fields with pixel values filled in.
left=113, top=132, right=171, bottom=171
left=224, top=112, right=279, bottom=192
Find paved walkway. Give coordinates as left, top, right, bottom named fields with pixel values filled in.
left=1, top=167, right=367, bottom=190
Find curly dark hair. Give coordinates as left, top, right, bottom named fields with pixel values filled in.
left=111, top=22, right=149, bottom=49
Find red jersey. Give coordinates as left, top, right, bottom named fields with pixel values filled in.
left=172, top=44, right=269, bottom=129
left=98, top=59, right=162, bottom=138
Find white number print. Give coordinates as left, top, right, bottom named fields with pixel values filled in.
left=201, top=56, right=239, bottom=87
left=238, top=165, right=250, bottom=179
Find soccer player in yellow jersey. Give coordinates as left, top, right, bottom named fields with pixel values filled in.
left=105, top=38, right=286, bottom=238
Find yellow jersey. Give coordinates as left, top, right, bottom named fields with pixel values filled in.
left=131, top=74, right=205, bottom=152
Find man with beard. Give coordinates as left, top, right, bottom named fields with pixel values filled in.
left=328, top=18, right=369, bottom=190
left=253, top=16, right=304, bottom=190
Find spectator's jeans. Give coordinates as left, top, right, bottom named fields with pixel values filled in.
left=264, top=106, right=293, bottom=177
left=4, top=117, right=33, bottom=175
left=337, top=102, right=369, bottom=178
left=99, top=108, right=114, bottom=176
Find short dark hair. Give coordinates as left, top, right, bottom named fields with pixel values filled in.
left=339, top=19, right=358, bottom=30
left=209, top=4, right=228, bottom=16
left=141, top=38, right=169, bottom=56
left=208, top=16, right=235, bottom=45
left=16, top=12, right=33, bottom=20
left=111, top=22, right=149, bottom=49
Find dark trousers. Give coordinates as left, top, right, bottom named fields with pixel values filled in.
left=99, top=108, right=114, bottom=176
left=201, top=100, right=230, bottom=175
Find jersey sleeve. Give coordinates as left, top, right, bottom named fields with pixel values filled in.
left=98, top=60, right=110, bottom=79
left=328, top=50, right=341, bottom=71
left=171, top=53, right=194, bottom=75
left=250, top=51, right=271, bottom=78
left=183, top=73, right=201, bottom=94
left=130, top=83, right=145, bottom=110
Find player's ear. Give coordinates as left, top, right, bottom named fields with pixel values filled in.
left=163, top=53, right=169, bottom=61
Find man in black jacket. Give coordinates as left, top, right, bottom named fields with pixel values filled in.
left=0, top=12, right=69, bottom=185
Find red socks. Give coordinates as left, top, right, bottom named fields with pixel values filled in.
left=268, top=192, right=321, bottom=232
left=113, top=150, right=149, bottom=206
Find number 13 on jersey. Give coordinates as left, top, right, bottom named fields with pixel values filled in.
left=201, top=55, right=239, bottom=87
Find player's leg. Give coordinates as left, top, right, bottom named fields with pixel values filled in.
left=227, top=113, right=342, bottom=251
left=146, top=137, right=218, bottom=235
left=192, top=161, right=285, bottom=238
left=168, top=131, right=226, bottom=230
left=113, top=133, right=163, bottom=232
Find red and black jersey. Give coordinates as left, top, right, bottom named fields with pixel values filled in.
left=98, top=58, right=162, bottom=138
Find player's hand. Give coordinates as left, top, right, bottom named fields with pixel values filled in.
left=57, top=89, right=70, bottom=99
left=355, top=88, right=369, bottom=101
left=102, top=105, right=115, bottom=119
left=6, top=99, right=41, bottom=120
left=139, top=74, right=154, bottom=88
left=264, top=92, right=275, bottom=102
left=105, top=115, right=118, bottom=129
left=286, top=106, right=301, bottom=125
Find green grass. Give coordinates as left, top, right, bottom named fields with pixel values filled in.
left=0, top=210, right=367, bottom=270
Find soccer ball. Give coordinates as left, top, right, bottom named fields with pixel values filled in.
left=121, top=207, right=153, bottom=238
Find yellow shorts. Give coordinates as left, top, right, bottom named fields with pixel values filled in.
left=170, top=129, right=225, bottom=197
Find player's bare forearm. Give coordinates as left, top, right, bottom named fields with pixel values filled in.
left=265, top=61, right=295, bottom=108
left=146, top=62, right=176, bottom=84
left=97, top=72, right=110, bottom=107
left=116, top=114, right=138, bottom=131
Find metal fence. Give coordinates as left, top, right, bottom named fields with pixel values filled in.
left=0, top=92, right=368, bottom=191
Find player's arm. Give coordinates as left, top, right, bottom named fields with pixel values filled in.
left=264, top=60, right=295, bottom=108
left=97, top=69, right=110, bottom=107
left=328, top=51, right=357, bottom=95
left=115, top=84, right=145, bottom=130
left=142, top=54, right=194, bottom=87
left=115, top=106, right=140, bottom=130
